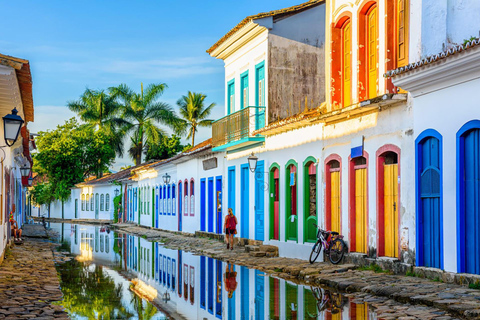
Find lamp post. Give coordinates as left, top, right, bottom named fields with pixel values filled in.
left=162, top=173, right=171, bottom=184
left=20, top=163, right=31, bottom=177
left=28, top=177, right=33, bottom=187
left=3, top=108, right=24, bottom=147
left=247, top=153, right=258, bottom=173
left=114, top=188, right=120, bottom=197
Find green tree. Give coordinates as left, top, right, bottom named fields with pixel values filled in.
left=67, top=88, right=127, bottom=158
left=110, top=83, right=182, bottom=165
left=145, top=134, right=185, bottom=161
left=33, top=118, right=115, bottom=202
left=177, top=91, right=215, bottom=147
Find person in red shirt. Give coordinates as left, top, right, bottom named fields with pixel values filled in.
left=223, top=208, right=237, bottom=250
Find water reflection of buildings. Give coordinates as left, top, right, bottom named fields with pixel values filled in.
left=119, top=233, right=376, bottom=320
left=57, top=224, right=375, bottom=319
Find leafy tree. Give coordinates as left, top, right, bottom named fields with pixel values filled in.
left=144, top=134, right=185, bottom=161
left=67, top=88, right=127, bottom=158
left=33, top=118, right=115, bottom=202
left=109, top=83, right=182, bottom=165
left=177, top=91, right=215, bottom=147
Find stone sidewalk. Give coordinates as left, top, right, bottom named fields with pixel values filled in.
left=0, top=236, right=69, bottom=319
left=114, top=223, right=480, bottom=319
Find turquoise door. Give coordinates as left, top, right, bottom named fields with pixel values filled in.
left=418, top=136, right=442, bottom=268
left=241, top=165, right=249, bottom=239
left=255, top=161, right=265, bottom=241
left=216, top=177, right=223, bottom=234
left=241, top=267, right=249, bottom=320
left=255, top=270, right=264, bottom=320
left=228, top=167, right=236, bottom=216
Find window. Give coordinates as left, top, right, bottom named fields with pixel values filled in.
left=358, top=3, right=378, bottom=101
left=90, top=194, right=94, bottom=211
left=367, top=5, right=378, bottom=99
left=178, top=182, right=183, bottom=216
left=160, top=185, right=164, bottom=215
left=240, top=71, right=248, bottom=109
left=227, top=79, right=235, bottom=114
left=105, top=235, right=109, bottom=253
left=148, top=186, right=151, bottom=215
left=86, top=194, right=89, bottom=211
left=396, top=0, right=408, bottom=67
left=100, top=194, right=105, bottom=211
left=184, top=180, right=189, bottom=216
left=190, top=180, right=195, bottom=216
left=342, top=20, right=352, bottom=107
left=285, top=161, right=298, bottom=241
left=81, top=194, right=85, bottom=211
left=163, top=186, right=167, bottom=216
left=167, top=184, right=171, bottom=215
left=105, top=194, right=110, bottom=211
left=100, top=234, right=104, bottom=252
left=256, top=61, right=265, bottom=106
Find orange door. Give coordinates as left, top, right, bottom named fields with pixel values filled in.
left=331, top=171, right=341, bottom=233
left=384, top=164, right=399, bottom=257
left=367, top=6, right=378, bottom=99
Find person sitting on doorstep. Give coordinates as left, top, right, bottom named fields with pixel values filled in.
left=9, top=205, right=22, bottom=241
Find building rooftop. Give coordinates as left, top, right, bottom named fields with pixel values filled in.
left=206, top=0, right=323, bottom=54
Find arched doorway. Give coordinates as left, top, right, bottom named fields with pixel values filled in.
left=325, top=156, right=342, bottom=234
left=303, top=157, right=317, bottom=243
left=285, top=160, right=298, bottom=242
left=269, top=164, right=280, bottom=240
left=349, top=155, right=368, bottom=253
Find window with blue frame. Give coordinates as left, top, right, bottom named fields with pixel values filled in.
left=163, top=186, right=167, bottom=216
left=256, top=61, right=265, bottom=106
left=168, top=185, right=171, bottom=215
left=172, top=184, right=176, bottom=215
left=200, top=256, right=206, bottom=309
left=240, top=71, right=248, bottom=109
left=227, top=79, right=235, bottom=114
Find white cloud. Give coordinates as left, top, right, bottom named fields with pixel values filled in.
left=28, top=105, right=76, bottom=133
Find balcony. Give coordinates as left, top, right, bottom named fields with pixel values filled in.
left=212, top=106, right=266, bottom=152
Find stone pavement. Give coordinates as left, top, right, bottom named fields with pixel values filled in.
left=115, top=223, right=480, bottom=319
left=0, top=237, right=69, bottom=319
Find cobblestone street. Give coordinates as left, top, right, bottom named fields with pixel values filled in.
left=0, top=225, right=68, bottom=319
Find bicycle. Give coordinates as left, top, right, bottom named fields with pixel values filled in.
left=309, top=286, right=347, bottom=314
left=309, top=224, right=346, bottom=264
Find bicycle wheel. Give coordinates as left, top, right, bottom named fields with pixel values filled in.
left=328, top=238, right=346, bottom=264
left=309, top=241, right=322, bottom=264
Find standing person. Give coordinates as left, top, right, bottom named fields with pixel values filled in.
left=117, top=201, right=122, bottom=223
left=223, top=208, right=237, bottom=250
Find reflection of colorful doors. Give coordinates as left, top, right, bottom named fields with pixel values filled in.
left=255, top=270, right=264, bottom=320
left=241, top=165, right=249, bottom=239
left=355, top=166, right=367, bottom=253
left=419, top=137, right=442, bottom=268
left=384, top=163, right=398, bottom=257
left=208, top=258, right=214, bottom=314
left=241, top=267, right=249, bottom=320
left=303, top=288, right=318, bottom=319
left=269, top=167, right=280, bottom=240
left=461, top=128, right=480, bottom=274
left=255, top=161, right=265, bottom=241
left=285, top=283, right=298, bottom=320
left=216, top=260, right=222, bottom=317
left=350, top=302, right=368, bottom=319
left=200, top=256, right=206, bottom=309
left=286, top=163, right=298, bottom=242
left=269, top=278, right=280, bottom=319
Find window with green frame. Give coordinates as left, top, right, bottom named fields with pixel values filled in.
left=255, top=61, right=265, bottom=106
left=227, top=79, right=235, bottom=114
left=285, top=160, right=298, bottom=242
left=303, top=157, right=318, bottom=243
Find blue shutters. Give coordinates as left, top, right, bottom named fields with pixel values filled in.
left=201, top=179, right=206, bottom=231
left=208, top=257, right=214, bottom=314
left=241, top=267, right=249, bottom=319
left=216, top=177, right=223, bottom=234
left=241, top=165, right=250, bottom=239
left=458, top=121, right=480, bottom=274
left=255, top=270, right=265, bottom=320
left=255, top=161, right=265, bottom=241
left=200, top=256, right=206, bottom=309
left=208, top=178, right=214, bottom=233
left=240, top=71, right=249, bottom=109
left=416, top=130, right=443, bottom=269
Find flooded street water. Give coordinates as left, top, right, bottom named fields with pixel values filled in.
left=49, top=223, right=380, bottom=319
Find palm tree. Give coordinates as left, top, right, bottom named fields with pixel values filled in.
left=109, top=83, right=181, bottom=166
left=177, top=91, right=215, bottom=147
left=67, top=88, right=127, bottom=157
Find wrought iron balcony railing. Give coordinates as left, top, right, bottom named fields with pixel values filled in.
left=212, top=106, right=266, bottom=149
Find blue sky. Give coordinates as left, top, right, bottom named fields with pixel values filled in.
left=0, top=0, right=301, bottom=169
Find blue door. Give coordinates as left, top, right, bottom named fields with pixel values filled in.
left=241, top=165, right=249, bottom=239
left=419, top=136, right=442, bottom=268
left=255, top=161, right=265, bottom=241
left=216, top=177, right=223, bottom=234
left=208, top=178, right=214, bottom=233
left=216, top=260, right=222, bottom=318
left=463, top=128, right=480, bottom=274
left=179, top=182, right=183, bottom=232
left=255, top=270, right=264, bottom=320
left=208, top=257, right=214, bottom=314
left=228, top=167, right=236, bottom=215
left=241, top=266, right=249, bottom=320
left=155, top=187, right=159, bottom=228
left=201, top=179, right=206, bottom=231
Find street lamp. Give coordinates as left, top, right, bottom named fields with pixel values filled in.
left=20, top=163, right=30, bottom=177
left=162, top=291, right=170, bottom=303
left=162, top=173, right=171, bottom=184
left=28, top=177, right=33, bottom=187
left=3, top=108, right=24, bottom=147
left=248, top=153, right=258, bottom=173
left=114, top=188, right=120, bottom=197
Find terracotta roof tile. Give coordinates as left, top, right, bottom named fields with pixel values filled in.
left=207, top=0, right=323, bottom=54
left=385, top=38, right=480, bottom=78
